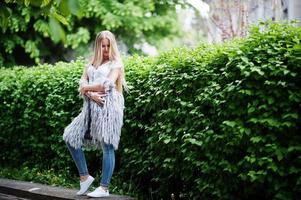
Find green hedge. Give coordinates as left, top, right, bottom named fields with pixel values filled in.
left=1, top=22, right=300, bottom=199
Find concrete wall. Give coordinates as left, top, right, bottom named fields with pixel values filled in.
left=288, top=0, right=301, bottom=25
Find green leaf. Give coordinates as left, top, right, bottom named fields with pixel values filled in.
left=185, top=138, right=203, bottom=147
left=250, top=136, right=263, bottom=143
left=68, top=0, right=79, bottom=16
left=49, top=17, right=66, bottom=43
left=248, top=107, right=256, bottom=113
left=24, top=0, right=30, bottom=7
left=275, top=149, right=283, bottom=161
left=222, top=120, right=236, bottom=127
left=52, top=11, right=69, bottom=26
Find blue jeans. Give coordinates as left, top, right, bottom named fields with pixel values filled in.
left=66, top=140, right=115, bottom=187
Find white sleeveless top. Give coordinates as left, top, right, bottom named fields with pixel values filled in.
left=87, top=60, right=122, bottom=85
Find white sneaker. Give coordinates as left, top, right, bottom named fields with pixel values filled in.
left=87, top=186, right=109, bottom=197
left=76, top=175, right=94, bottom=195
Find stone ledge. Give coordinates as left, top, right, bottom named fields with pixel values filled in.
left=0, top=178, right=135, bottom=200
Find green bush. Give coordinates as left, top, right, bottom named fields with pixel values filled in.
left=0, top=21, right=300, bottom=199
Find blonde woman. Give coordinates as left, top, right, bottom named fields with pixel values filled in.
left=63, top=30, right=126, bottom=197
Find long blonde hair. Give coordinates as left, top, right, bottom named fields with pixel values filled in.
left=91, top=30, right=127, bottom=92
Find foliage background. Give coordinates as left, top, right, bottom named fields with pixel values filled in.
left=0, top=0, right=184, bottom=67
left=1, top=22, right=300, bottom=199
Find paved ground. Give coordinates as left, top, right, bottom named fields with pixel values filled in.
left=0, top=178, right=135, bottom=200
left=0, top=193, right=29, bottom=200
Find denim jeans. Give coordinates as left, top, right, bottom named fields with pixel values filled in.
left=66, top=140, right=115, bottom=187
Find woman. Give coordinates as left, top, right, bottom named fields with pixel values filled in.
left=63, top=30, right=126, bottom=197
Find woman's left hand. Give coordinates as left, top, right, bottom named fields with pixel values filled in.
left=80, top=85, right=88, bottom=95
left=87, top=92, right=107, bottom=106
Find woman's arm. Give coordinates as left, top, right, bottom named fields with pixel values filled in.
left=107, top=68, right=121, bottom=83
left=82, top=84, right=105, bottom=93
left=81, top=68, right=121, bottom=94
left=79, top=65, right=89, bottom=95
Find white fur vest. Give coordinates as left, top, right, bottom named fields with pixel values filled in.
left=63, top=75, right=124, bottom=150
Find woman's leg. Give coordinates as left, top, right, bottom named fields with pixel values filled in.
left=100, top=140, right=115, bottom=189
left=65, top=141, right=89, bottom=178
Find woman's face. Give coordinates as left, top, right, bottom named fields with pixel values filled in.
left=102, top=38, right=110, bottom=60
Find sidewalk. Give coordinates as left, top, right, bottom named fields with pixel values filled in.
left=0, top=178, right=135, bottom=200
